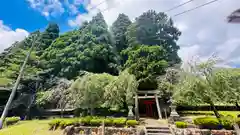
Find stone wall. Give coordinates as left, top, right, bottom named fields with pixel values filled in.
left=171, top=126, right=236, bottom=135
left=63, top=126, right=140, bottom=135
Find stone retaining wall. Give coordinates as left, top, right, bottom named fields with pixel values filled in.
left=63, top=126, right=140, bottom=135
left=171, top=126, right=236, bottom=135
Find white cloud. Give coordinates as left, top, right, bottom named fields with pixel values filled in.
left=27, top=0, right=65, bottom=17
left=0, top=20, right=29, bottom=52
left=26, top=0, right=93, bottom=18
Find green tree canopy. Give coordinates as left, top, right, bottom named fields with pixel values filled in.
left=111, top=14, right=132, bottom=54
left=122, top=45, right=168, bottom=90
left=41, top=13, right=119, bottom=79
left=126, top=10, right=181, bottom=65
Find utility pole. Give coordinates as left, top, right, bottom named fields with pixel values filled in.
left=0, top=34, right=38, bottom=129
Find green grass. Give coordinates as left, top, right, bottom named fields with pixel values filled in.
left=0, top=120, right=62, bottom=135
left=0, top=78, right=12, bottom=87
left=179, top=111, right=240, bottom=118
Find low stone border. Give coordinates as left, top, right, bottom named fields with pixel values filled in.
left=63, top=126, right=143, bottom=135
left=170, top=125, right=237, bottom=135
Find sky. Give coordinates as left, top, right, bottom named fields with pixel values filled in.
left=0, top=0, right=240, bottom=68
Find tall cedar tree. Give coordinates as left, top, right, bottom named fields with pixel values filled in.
left=111, top=14, right=132, bottom=53
left=124, top=10, right=182, bottom=89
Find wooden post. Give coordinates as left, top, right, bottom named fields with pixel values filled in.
left=164, top=108, right=167, bottom=119
left=155, top=94, right=162, bottom=119
left=135, top=94, right=139, bottom=120
left=102, top=120, right=105, bottom=135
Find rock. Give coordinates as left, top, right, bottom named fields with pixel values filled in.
left=211, top=130, right=234, bottom=135
left=63, top=125, right=75, bottom=135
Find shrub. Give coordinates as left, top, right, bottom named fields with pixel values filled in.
left=5, top=117, right=20, bottom=126
left=59, top=119, right=79, bottom=129
left=235, top=118, right=240, bottom=126
left=220, top=118, right=233, bottom=130
left=194, top=117, right=220, bottom=129
left=175, top=121, right=188, bottom=128
left=59, top=120, right=66, bottom=129
left=193, top=117, right=233, bottom=130
left=126, top=120, right=139, bottom=127
left=104, top=118, right=113, bottom=126
left=81, top=116, right=92, bottom=125
left=48, top=119, right=62, bottom=130
left=90, top=119, right=103, bottom=126
left=113, top=118, right=127, bottom=127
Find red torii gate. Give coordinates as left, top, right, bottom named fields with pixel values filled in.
left=134, top=90, right=162, bottom=120
left=143, top=99, right=155, bottom=117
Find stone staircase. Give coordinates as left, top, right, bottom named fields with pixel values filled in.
left=146, top=126, right=171, bottom=135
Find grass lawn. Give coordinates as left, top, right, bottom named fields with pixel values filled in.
left=179, top=111, right=240, bottom=117
left=0, top=120, right=62, bottom=135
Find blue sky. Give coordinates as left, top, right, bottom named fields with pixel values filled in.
left=0, top=0, right=47, bottom=32
left=0, top=0, right=240, bottom=68
left=0, top=0, right=89, bottom=33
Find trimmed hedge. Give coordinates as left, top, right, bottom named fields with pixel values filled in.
left=175, top=121, right=188, bottom=128
left=113, top=118, right=127, bottom=127
left=90, top=118, right=102, bottom=126
left=49, top=117, right=138, bottom=130
left=236, top=118, right=240, bottom=125
left=59, top=119, right=79, bottom=129
left=104, top=118, right=113, bottom=126
left=49, top=119, right=62, bottom=130
left=126, top=120, right=139, bottom=127
left=5, top=117, right=20, bottom=126
left=193, top=117, right=233, bottom=130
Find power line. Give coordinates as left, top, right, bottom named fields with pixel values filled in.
left=83, top=0, right=220, bottom=20
left=82, top=0, right=123, bottom=15
left=173, top=0, right=220, bottom=17
left=88, top=0, right=107, bottom=10
left=164, top=0, right=195, bottom=12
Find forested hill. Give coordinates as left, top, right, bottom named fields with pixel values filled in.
left=0, top=10, right=181, bottom=95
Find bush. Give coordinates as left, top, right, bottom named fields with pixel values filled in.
left=81, top=116, right=92, bottom=125
left=90, top=119, right=103, bottom=126
left=104, top=118, right=113, bottom=126
left=5, top=117, right=20, bottom=126
left=59, top=119, right=79, bottom=129
left=48, top=119, right=62, bottom=130
left=113, top=118, right=127, bottom=127
left=235, top=118, right=240, bottom=126
left=220, top=118, right=233, bottom=130
left=193, top=117, right=233, bottom=130
left=126, top=120, right=139, bottom=127
left=48, top=117, right=137, bottom=129
left=175, top=121, right=188, bottom=128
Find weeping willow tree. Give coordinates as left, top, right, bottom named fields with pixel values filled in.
left=104, top=70, right=138, bottom=110
left=173, top=56, right=240, bottom=118
left=68, top=70, right=138, bottom=115
left=68, top=73, right=116, bottom=115
left=173, top=57, right=223, bottom=118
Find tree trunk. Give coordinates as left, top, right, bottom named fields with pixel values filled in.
left=90, top=107, right=94, bottom=116
left=209, top=101, right=221, bottom=118
left=236, top=102, right=240, bottom=111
